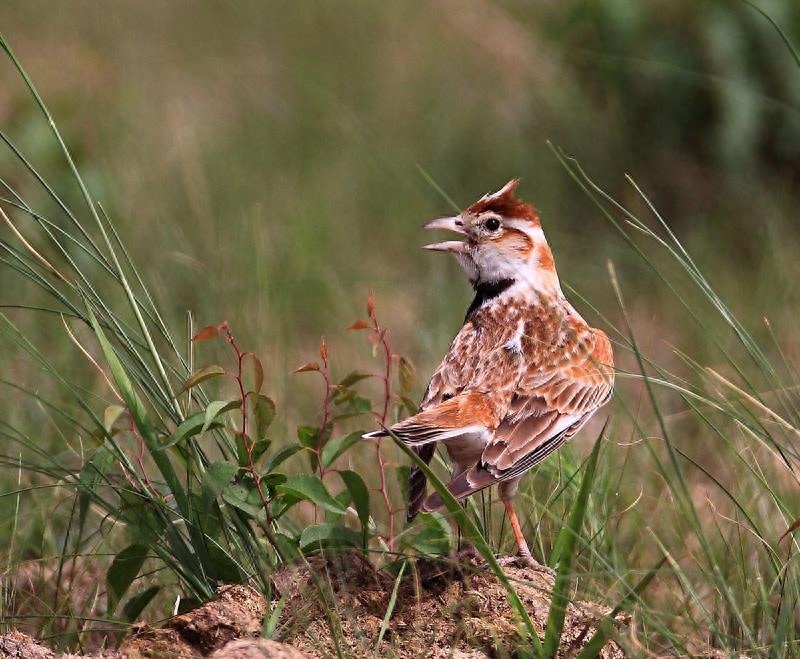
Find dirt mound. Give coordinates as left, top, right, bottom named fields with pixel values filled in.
left=118, top=584, right=267, bottom=658
left=274, top=552, right=624, bottom=658
left=1, top=631, right=58, bottom=659
left=3, top=555, right=626, bottom=658
left=1, top=586, right=299, bottom=659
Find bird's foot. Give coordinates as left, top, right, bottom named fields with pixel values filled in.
left=496, top=553, right=556, bottom=577
left=453, top=544, right=483, bottom=565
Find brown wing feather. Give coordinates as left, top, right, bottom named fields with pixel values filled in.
left=387, top=391, right=500, bottom=445
left=481, top=327, right=614, bottom=480
left=421, top=328, right=613, bottom=512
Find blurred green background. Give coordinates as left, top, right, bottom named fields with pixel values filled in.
left=6, top=0, right=800, bottom=398
left=3, top=0, right=800, bottom=583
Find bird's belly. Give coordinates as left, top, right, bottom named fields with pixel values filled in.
left=444, top=431, right=490, bottom=471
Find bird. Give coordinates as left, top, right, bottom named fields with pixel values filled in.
left=364, top=179, right=614, bottom=568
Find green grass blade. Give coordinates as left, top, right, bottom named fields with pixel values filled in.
left=576, top=556, right=667, bottom=659
left=374, top=559, right=407, bottom=655
left=83, top=301, right=191, bottom=519
left=543, top=423, right=606, bottom=657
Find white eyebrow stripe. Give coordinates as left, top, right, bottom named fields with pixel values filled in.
left=503, top=218, right=542, bottom=237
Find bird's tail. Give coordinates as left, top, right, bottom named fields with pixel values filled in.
left=406, top=443, right=435, bottom=521
left=419, top=464, right=496, bottom=514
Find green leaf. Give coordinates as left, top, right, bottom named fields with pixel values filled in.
left=338, top=370, right=373, bottom=388
left=543, top=423, right=607, bottom=658
left=251, top=439, right=271, bottom=464
left=85, top=305, right=159, bottom=451
left=116, top=490, right=161, bottom=543
left=178, top=365, right=226, bottom=394
left=297, top=425, right=319, bottom=450
left=161, top=412, right=223, bottom=449
left=321, top=431, right=363, bottom=468
left=260, top=472, right=288, bottom=489
left=338, top=470, right=370, bottom=537
left=276, top=474, right=345, bottom=514
left=333, top=387, right=357, bottom=405
left=261, top=443, right=302, bottom=475
left=407, top=512, right=451, bottom=556
left=299, top=523, right=362, bottom=552
left=251, top=394, right=276, bottom=440
left=202, top=461, right=239, bottom=507
left=107, top=544, right=148, bottom=612
left=202, top=399, right=240, bottom=433
left=273, top=532, right=301, bottom=564
left=235, top=433, right=249, bottom=468
left=222, top=482, right=266, bottom=519
left=333, top=488, right=353, bottom=515
left=122, top=586, right=160, bottom=622
left=297, top=425, right=321, bottom=471
left=338, top=469, right=369, bottom=531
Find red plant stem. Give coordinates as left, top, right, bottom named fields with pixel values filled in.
left=124, top=414, right=160, bottom=499
left=369, top=309, right=396, bottom=552
left=318, top=347, right=331, bottom=477
left=308, top=346, right=334, bottom=525
left=221, top=324, right=274, bottom=523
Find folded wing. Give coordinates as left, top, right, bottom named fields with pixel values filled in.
left=423, top=329, right=614, bottom=508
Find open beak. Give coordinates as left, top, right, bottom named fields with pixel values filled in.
left=423, top=215, right=469, bottom=253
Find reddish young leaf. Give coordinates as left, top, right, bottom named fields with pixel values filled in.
left=193, top=325, right=221, bottom=342
left=366, top=293, right=375, bottom=317
left=348, top=319, right=369, bottom=330
left=244, top=353, right=264, bottom=394
left=292, top=361, right=320, bottom=374
left=319, top=339, right=329, bottom=361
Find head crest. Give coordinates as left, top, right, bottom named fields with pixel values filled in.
left=466, top=179, right=539, bottom=224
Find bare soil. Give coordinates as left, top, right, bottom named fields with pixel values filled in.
left=2, top=553, right=627, bottom=658
left=274, top=551, right=624, bottom=658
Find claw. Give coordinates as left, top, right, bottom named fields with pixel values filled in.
left=496, top=553, right=556, bottom=577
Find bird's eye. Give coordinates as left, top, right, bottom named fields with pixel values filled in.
left=485, top=217, right=501, bottom=231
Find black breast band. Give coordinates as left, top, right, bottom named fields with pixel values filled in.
left=465, top=278, right=515, bottom=321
